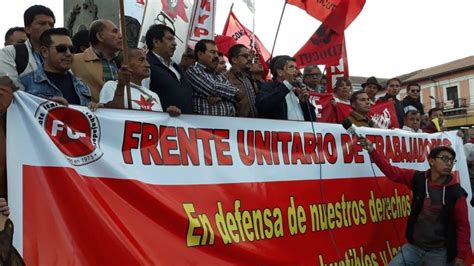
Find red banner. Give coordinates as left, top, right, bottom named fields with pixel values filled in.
left=309, top=92, right=400, bottom=128
left=294, top=23, right=344, bottom=68
left=369, top=100, right=400, bottom=129
left=23, top=165, right=410, bottom=265
left=287, top=0, right=366, bottom=33
left=221, top=9, right=270, bottom=75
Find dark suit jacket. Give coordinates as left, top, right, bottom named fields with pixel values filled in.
left=256, top=80, right=315, bottom=121
left=147, top=52, right=193, bottom=114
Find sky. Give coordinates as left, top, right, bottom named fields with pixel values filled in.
left=1, top=0, right=473, bottom=78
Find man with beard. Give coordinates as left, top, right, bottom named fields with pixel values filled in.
left=20, top=28, right=94, bottom=107
left=225, top=44, right=258, bottom=118
left=376, top=78, right=405, bottom=128
left=186, top=39, right=238, bottom=116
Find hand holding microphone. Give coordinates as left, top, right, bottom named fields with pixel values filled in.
left=342, top=119, right=374, bottom=152
left=293, top=77, right=309, bottom=102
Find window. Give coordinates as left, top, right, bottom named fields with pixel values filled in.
left=446, top=86, right=458, bottom=108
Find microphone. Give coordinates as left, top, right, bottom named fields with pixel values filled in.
left=342, top=119, right=359, bottom=136
left=294, top=76, right=306, bottom=88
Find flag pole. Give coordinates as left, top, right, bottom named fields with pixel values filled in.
left=270, top=0, right=287, bottom=58
left=251, top=0, right=256, bottom=51
left=119, top=0, right=132, bottom=109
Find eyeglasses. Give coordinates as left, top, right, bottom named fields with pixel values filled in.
left=48, top=45, right=76, bottom=53
left=435, top=156, right=457, bottom=164
left=410, top=89, right=420, bottom=93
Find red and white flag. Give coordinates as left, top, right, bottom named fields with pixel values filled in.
left=221, top=9, right=271, bottom=75
left=325, top=39, right=349, bottom=92
left=293, top=22, right=344, bottom=68
left=187, top=0, right=216, bottom=48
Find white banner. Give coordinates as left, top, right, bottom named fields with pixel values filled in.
left=6, top=91, right=474, bottom=264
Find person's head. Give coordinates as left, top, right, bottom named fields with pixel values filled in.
left=23, top=5, right=55, bottom=46
left=385, top=78, right=401, bottom=97
left=362, top=76, right=382, bottom=100
left=126, top=48, right=151, bottom=81
left=145, top=24, right=176, bottom=59
left=429, top=107, right=444, bottom=126
left=216, top=52, right=227, bottom=73
left=320, top=75, right=328, bottom=88
left=334, top=77, right=352, bottom=100
left=89, top=19, right=122, bottom=53
left=39, top=28, right=73, bottom=73
left=406, top=82, right=421, bottom=100
left=228, top=44, right=252, bottom=72
left=72, top=29, right=90, bottom=53
left=195, top=39, right=219, bottom=71
left=302, top=65, right=322, bottom=89
left=179, top=47, right=195, bottom=71
left=4, top=27, right=27, bottom=46
left=404, top=110, right=421, bottom=132
left=270, top=55, right=297, bottom=83
left=428, top=146, right=456, bottom=176
left=350, top=91, right=371, bottom=115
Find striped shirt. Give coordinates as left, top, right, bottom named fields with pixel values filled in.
left=186, top=63, right=238, bottom=116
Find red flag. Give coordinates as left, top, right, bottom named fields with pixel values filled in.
left=287, top=0, right=366, bottom=33
left=308, top=92, right=336, bottom=123
left=325, top=39, right=349, bottom=93
left=369, top=100, right=400, bottom=129
left=293, top=23, right=344, bottom=68
left=335, top=102, right=352, bottom=123
left=214, top=35, right=238, bottom=56
left=222, top=9, right=271, bottom=76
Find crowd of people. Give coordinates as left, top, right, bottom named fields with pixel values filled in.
left=0, top=4, right=471, bottom=265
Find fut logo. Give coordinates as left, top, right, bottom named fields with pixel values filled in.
left=35, top=102, right=103, bottom=166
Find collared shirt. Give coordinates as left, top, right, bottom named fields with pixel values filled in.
left=283, top=80, right=305, bottom=121
left=402, top=125, right=422, bottom=133
left=186, top=62, right=238, bottom=116
left=153, top=52, right=181, bottom=80
left=93, top=48, right=118, bottom=82
left=226, top=68, right=257, bottom=117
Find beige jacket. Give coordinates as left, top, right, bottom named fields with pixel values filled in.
left=71, top=47, right=104, bottom=102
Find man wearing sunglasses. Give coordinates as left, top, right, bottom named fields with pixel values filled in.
left=358, top=137, right=470, bottom=266
left=402, top=82, right=425, bottom=115
left=20, top=28, right=94, bottom=108
left=225, top=44, right=258, bottom=118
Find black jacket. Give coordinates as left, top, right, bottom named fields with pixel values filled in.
left=147, top=52, right=193, bottom=114
left=401, top=96, right=425, bottom=115
left=256, top=80, right=315, bottom=121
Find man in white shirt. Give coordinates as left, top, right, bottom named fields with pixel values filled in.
left=100, top=48, right=180, bottom=116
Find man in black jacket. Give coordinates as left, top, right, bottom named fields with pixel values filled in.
left=256, top=56, right=315, bottom=121
left=145, top=24, right=193, bottom=114
left=402, top=82, right=424, bottom=115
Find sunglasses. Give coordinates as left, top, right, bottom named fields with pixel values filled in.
left=48, top=45, right=76, bottom=53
